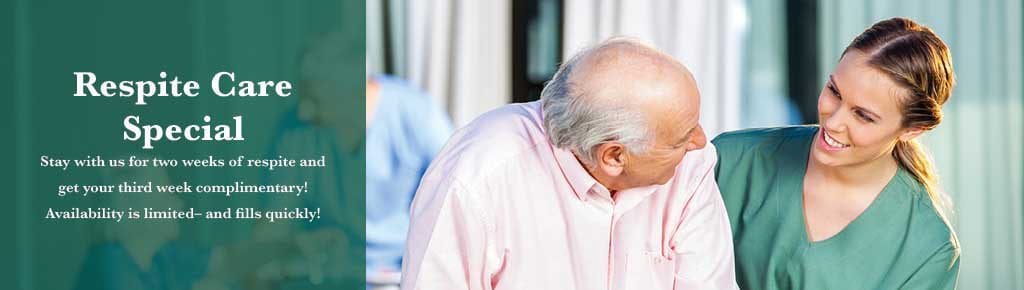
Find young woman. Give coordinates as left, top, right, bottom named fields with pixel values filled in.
left=713, top=17, right=960, bottom=289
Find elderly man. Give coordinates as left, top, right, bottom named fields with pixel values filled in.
left=401, top=38, right=737, bottom=290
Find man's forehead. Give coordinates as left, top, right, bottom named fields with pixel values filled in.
left=653, top=107, right=699, bottom=139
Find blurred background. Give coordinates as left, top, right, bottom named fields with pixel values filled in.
left=367, top=0, right=1023, bottom=289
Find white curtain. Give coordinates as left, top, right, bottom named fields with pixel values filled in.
left=562, top=0, right=749, bottom=136
left=400, top=0, right=512, bottom=127
left=371, top=0, right=746, bottom=131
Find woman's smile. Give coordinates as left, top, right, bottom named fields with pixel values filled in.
left=820, top=129, right=851, bottom=152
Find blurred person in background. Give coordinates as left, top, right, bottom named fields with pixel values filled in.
left=257, top=31, right=453, bottom=289
left=363, top=74, right=453, bottom=287
left=713, top=17, right=960, bottom=290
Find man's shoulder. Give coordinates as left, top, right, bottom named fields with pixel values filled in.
left=450, top=100, right=548, bottom=155
left=460, top=100, right=545, bottom=138
left=426, top=101, right=550, bottom=182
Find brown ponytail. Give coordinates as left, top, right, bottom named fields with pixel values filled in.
left=845, top=17, right=960, bottom=266
left=894, top=140, right=958, bottom=249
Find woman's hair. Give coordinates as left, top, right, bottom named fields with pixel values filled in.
left=843, top=17, right=960, bottom=265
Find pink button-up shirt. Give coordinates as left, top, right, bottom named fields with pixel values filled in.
left=401, top=101, right=737, bottom=290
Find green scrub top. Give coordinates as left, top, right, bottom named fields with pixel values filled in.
left=712, top=126, right=959, bottom=290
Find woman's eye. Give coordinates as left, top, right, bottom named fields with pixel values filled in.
left=827, top=83, right=841, bottom=99
left=855, top=110, right=875, bottom=123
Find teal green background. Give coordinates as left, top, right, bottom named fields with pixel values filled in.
left=4, top=1, right=366, bottom=289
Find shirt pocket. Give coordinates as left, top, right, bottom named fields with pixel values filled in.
left=624, top=250, right=676, bottom=290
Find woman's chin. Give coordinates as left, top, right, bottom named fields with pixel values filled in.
left=811, top=147, right=844, bottom=168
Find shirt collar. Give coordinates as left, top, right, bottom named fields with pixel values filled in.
left=549, top=140, right=667, bottom=214
left=550, top=143, right=604, bottom=201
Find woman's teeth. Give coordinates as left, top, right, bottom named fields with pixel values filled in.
left=824, top=131, right=850, bottom=148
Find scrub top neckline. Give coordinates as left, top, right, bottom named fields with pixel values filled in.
left=785, top=126, right=903, bottom=247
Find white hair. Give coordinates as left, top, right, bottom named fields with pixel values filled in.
left=541, top=40, right=656, bottom=166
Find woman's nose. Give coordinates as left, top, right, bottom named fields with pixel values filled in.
left=822, top=109, right=847, bottom=132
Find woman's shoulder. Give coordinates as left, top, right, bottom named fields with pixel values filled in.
left=713, top=125, right=816, bottom=142
left=712, top=125, right=817, bottom=154
left=891, top=169, right=959, bottom=254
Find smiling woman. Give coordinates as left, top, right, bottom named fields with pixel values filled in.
left=713, top=17, right=961, bottom=290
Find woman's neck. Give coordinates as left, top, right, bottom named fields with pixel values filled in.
left=807, top=151, right=900, bottom=192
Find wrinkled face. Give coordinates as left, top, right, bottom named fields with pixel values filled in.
left=620, top=83, right=707, bottom=188
left=813, top=50, right=911, bottom=168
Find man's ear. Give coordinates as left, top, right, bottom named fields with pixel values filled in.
left=899, top=126, right=926, bottom=142
left=594, top=142, right=627, bottom=177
